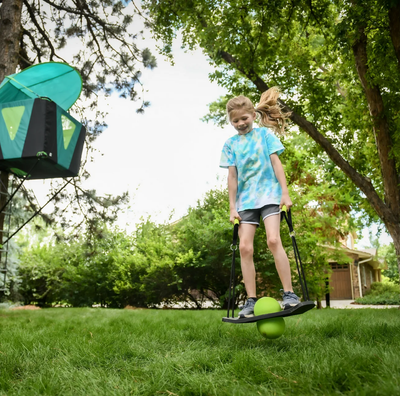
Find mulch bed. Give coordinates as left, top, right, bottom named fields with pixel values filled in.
left=10, top=305, right=41, bottom=310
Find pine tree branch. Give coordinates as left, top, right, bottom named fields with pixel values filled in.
left=23, top=0, right=65, bottom=62
left=21, top=28, right=42, bottom=62
left=42, top=0, right=111, bottom=27
left=131, top=0, right=152, bottom=25
left=82, top=16, right=113, bottom=71
left=42, top=0, right=141, bottom=62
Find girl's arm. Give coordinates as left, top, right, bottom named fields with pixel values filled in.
left=228, top=166, right=241, bottom=223
left=270, top=153, right=292, bottom=209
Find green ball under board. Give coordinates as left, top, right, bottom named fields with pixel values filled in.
left=254, top=297, right=285, bottom=339
left=257, top=317, right=286, bottom=339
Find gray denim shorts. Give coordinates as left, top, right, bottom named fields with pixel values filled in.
left=238, top=204, right=280, bottom=227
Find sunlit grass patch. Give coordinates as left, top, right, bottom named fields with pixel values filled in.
left=0, top=307, right=399, bottom=395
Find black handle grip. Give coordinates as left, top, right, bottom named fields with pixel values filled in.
left=232, top=219, right=239, bottom=246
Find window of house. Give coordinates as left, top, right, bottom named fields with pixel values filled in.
left=330, top=263, right=349, bottom=270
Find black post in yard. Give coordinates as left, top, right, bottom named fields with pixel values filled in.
left=227, top=220, right=239, bottom=318
left=325, top=279, right=330, bottom=307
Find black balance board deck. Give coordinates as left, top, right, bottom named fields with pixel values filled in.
left=222, top=301, right=315, bottom=324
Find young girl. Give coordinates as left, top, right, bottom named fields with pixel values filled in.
left=220, top=87, right=300, bottom=318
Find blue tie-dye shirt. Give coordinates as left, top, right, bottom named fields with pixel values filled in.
left=220, top=127, right=284, bottom=212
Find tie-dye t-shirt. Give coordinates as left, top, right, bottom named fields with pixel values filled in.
left=219, top=127, right=284, bottom=212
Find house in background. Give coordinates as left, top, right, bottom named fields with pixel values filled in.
left=324, top=232, right=387, bottom=300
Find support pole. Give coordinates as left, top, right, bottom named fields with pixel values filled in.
left=227, top=219, right=239, bottom=318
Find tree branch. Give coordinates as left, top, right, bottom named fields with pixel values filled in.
left=352, top=26, right=400, bottom=217
left=42, top=0, right=110, bottom=27
left=42, top=0, right=140, bottom=62
left=21, top=28, right=42, bottom=62
left=131, top=0, right=152, bottom=25
left=23, top=0, right=62, bottom=61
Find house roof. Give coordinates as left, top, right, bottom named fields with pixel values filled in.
left=320, top=244, right=387, bottom=270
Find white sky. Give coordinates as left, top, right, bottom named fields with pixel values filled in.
left=22, top=7, right=392, bottom=249
left=83, top=45, right=233, bottom=227
left=26, top=37, right=234, bottom=228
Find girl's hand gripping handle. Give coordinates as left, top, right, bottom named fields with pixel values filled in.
left=232, top=219, right=239, bottom=246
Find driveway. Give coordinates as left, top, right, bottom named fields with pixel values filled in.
left=321, top=299, right=400, bottom=309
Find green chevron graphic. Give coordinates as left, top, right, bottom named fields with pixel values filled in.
left=61, top=114, right=76, bottom=149
left=2, top=106, right=25, bottom=140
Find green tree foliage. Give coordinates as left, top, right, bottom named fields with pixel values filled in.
left=381, top=244, right=400, bottom=283
left=0, top=1, right=158, bottom=296
left=171, top=187, right=245, bottom=307
left=143, top=0, right=400, bottom=278
left=17, top=222, right=181, bottom=307
left=112, top=219, right=180, bottom=307
left=17, top=229, right=123, bottom=307
left=15, top=110, right=356, bottom=306
left=170, top=130, right=354, bottom=307
left=16, top=167, right=353, bottom=307
left=363, top=234, right=399, bottom=284
left=281, top=132, right=354, bottom=302
left=355, top=280, right=400, bottom=304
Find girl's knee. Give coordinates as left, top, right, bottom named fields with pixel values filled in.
left=267, top=236, right=282, bottom=251
left=239, top=241, right=254, bottom=257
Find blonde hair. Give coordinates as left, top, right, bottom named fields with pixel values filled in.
left=226, top=87, right=291, bottom=134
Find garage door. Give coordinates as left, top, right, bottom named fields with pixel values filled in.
left=330, top=263, right=352, bottom=299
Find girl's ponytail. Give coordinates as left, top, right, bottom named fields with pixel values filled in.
left=255, top=87, right=291, bottom=134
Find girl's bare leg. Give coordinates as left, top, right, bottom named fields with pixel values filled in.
left=263, top=214, right=293, bottom=292
left=238, top=223, right=257, bottom=297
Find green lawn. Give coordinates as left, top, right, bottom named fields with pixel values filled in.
left=0, top=307, right=399, bottom=395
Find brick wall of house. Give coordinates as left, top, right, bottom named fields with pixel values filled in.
left=352, top=261, right=361, bottom=299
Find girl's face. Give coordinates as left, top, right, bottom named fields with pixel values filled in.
left=230, top=109, right=256, bottom=135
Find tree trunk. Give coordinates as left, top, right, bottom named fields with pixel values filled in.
left=0, top=0, right=23, bottom=287
left=351, top=20, right=400, bottom=287
left=352, top=27, right=400, bottom=217
left=0, top=0, right=22, bottom=79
